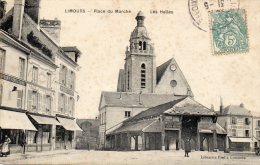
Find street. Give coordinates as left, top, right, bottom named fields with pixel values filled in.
left=1, top=150, right=260, bottom=165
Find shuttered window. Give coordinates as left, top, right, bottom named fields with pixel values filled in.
left=19, top=58, right=25, bottom=79
left=60, top=65, right=67, bottom=86
left=32, top=91, right=38, bottom=112
left=0, top=49, right=5, bottom=72
left=46, top=95, right=51, bottom=114
left=47, top=72, right=51, bottom=88
left=32, top=66, right=38, bottom=84
left=0, top=84, right=2, bottom=105
left=17, top=90, right=23, bottom=108
left=38, top=93, right=42, bottom=113
left=68, top=97, right=75, bottom=116
left=27, top=90, right=33, bottom=111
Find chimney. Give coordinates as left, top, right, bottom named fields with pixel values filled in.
left=39, top=18, right=61, bottom=43
left=24, top=0, right=41, bottom=24
left=220, top=96, right=223, bottom=114
left=240, top=103, right=244, bottom=108
left=0, top=1, right=7, bottom=19
left=12, top=0, right=25, bottom=40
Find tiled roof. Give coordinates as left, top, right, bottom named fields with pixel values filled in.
left=216, top=123, right=226, bottom=134
left=128, top=98, right=186, bottom=121
left=222, top=105, right=252, bottom=116
left=166, top=104, right=216, bottom=116
left=112, top=119, right=157, bottom=134
left=156, top=59, right=172, bottom=84
left=100, top=91, right=185, bottom=108
left=251, top=111, right=260, bottom=117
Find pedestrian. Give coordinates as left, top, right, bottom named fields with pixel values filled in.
left=184, top=138, right=191, bottom=157
left=1, top=135, right=11, bottom=157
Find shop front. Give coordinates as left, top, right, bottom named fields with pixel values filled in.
left=229, top=137, right=253, bottom=151
left=0, top=109, right=37, bottom=154
left=55, top=116, right=82, bottom=150
left=26, top=114, right=61, bottom=152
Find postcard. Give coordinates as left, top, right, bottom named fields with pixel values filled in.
left=0, top=0, right=260, bottom=164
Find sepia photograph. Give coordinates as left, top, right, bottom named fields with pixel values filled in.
left=0, top=0, right=260, bottom=164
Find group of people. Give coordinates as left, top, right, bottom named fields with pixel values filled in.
left=0, top=135, right=11, bottom=157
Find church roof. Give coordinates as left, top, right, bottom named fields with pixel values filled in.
left=222, top=105, right=252, bottom=116
left=156, top=59, right=172, bottom=84
left=99, top=91, right=185, bottom=109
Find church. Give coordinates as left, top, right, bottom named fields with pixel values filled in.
left=98, top=11, right=227, bottom=151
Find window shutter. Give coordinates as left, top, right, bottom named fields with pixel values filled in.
left=64, top=95, right=68, bottom=114
left=0, top=84, right=2, bottom=105
left=17, top=90, right=23, bottom=108
left=58, top=93, right=61, bottom=112
left=50, top=96, right=53, bottom=114
left=38, top=93, right=42, bottom=113
left=59, top=65, right=62, bottom=83
left=67, top=70, right=71, bottom=89
left=0, top=49, right=5, bottom=72
left=27, top=90, right=32, bottom=111
left=42, top=95, right=46, bottom=114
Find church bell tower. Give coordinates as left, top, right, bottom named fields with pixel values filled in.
left=124, top=11, right=156, bottom=93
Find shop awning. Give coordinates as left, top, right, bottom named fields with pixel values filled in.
left=0, top=110, right=37, bottom=131
left=229, top=137, right=253, bottom=143
left=29, top=114, right=61, bottom=125
left=57, top=117, right=82, bottom=131
left=199, top=129, right=213, bottom=133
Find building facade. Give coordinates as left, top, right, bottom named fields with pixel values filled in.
left=252, top=112, right=260, bottom=149
left=0, top=0, right=81, bottom=153
left=217, top=103, right=255, bottom=151
left=98, top=11, right=227, bottom=151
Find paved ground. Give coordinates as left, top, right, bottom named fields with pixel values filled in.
left=1, top=150, right=260, bottom=165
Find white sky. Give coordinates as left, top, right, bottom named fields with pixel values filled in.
left=6, top=0, right=260, bottom=119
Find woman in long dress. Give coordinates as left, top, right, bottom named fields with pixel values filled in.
left=1, top=135, right=11, bottom=157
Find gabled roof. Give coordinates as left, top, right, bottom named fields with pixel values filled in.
left=222, top=105, right=252, bottom=116
left=156, top=59, right=172, bottom=84
left=128, top=97, right=186, bottom=121
left=165, top=97, right=216, bottom=116
left=110, top=119, right=160, bottom=134
left=127, top=97, right=215, bottom=123
left=99, top=91, right=185, bottom=109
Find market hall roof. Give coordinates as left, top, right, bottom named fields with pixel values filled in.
left=99, top=91, right=186, bottom=109
left=126, top=97, right=216, bottom=122
left=109, top=119, right=161, bottom=134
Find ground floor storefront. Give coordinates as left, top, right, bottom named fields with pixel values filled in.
left=0, top=109, right=81, bottom=154
left=229, top=137, right=256, bottom=151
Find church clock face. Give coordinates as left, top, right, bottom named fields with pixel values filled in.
left=170, top=64, right=176, bottom=71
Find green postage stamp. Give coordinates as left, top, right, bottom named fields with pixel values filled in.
left=209, top=9, right=249, bottom=55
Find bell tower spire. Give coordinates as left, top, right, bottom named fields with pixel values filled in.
left=124, top=11, right=156, bottom=94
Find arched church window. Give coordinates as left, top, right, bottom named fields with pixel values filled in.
left=139, top=41, right=142, bottom=50
left=141, top=63, right=146, bottom=88
left=143, top=42, right=146, bottom=50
